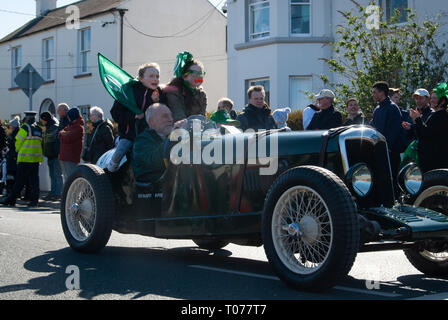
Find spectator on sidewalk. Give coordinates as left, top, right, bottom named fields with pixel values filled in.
left=58, top=108, right=84, bottom=181
left=57, top=103, right=70, bottom=131
left=307, top=89, right=342, bottom=130
left=410, top=83, right=448, bottom=173
left=4, top=116, right=20, bottom=198
left=40, top=112, right=63, bottom=201
left=370, top=81, right=404, bottom=185
left=82, top=106, right=114, bottom=164
left=344, top=98, right=366, bottom=126
left=0, top=112, right=43, bottom=207
left=237, top=85, right=277, bottom=131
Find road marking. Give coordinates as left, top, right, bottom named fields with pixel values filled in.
left=189, top=265, right=280, bottom=281
left=188, top=265, right=402, bottom=297
left=407, top=293, right=448, bottom=300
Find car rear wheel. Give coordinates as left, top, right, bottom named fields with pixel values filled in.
left=263, top=166, right=360, bottom=292
left=61, top=164, right=115, bottom=253
left=404, top=169, right=448, bottom=277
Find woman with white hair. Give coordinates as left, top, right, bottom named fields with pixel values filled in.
left=82, top=106, right=115, bottom=164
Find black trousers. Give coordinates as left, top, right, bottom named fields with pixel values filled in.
left=8, top=163, right=40, bottom=204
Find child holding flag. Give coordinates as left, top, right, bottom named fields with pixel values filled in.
left=108, top=63, right=166, bottom=172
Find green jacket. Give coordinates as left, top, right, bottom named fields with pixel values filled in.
left=132, top=128, right=167, bottom=184
left=42, top=118, right=60, bottom=159
left=165, top=86, right=207, bottom=122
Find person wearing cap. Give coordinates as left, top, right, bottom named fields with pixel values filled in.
left=40, top=112, right=62, bottom=201
left=58, top=108, right=84, bottom=181
left=272, top=107, right=292, bottom=131
left=4, top=116, right=21, bottom=198
left=402, top=88, right=433, bottom=142
left=307, top=89, right=342, bottom=130
left=410, top=83, right=448, bottom=173
left=237, top=85, right=277, bottom=131
left=0, top=111, right=43, bottom=207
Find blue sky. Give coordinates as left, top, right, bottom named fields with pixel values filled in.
left=0, top=0, right=225, bottom=39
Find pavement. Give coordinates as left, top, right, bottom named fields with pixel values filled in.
left=0, top=198, right=447, bottom=301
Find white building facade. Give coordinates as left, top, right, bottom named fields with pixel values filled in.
left=226, top=0, right=448, bottom=111
left=0, top=0, right=227, bottom=121
left=0, top=0, right=227, bottom=191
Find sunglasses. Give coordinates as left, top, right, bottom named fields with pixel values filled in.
left=186, top=70, right=206, bottom=77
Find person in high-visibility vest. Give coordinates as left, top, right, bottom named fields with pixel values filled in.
left=0, top=111, right=43, bottom=207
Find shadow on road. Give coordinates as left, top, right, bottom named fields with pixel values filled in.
left=1, top=245, right=447, bottom=300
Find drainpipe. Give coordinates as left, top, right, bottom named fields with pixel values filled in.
left=118, top=9, right=127, bottom=68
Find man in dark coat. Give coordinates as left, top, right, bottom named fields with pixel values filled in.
left=57, top=103, right=70, bottom=131
left=410, top=86, right=448, bottom=173
left=307, top=89, right=343, bottom=130
left=370, top=81, right=404, bottom=192
left=40, top=112, right=63, bottom=201
left=237, top=86, right=277, bottom=131
left=133, top=103, right=186, bottom=184
left=83, top=106, right=114, bottom=164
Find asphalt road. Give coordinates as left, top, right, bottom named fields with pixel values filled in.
left=0, top=202, right=447, bottom=301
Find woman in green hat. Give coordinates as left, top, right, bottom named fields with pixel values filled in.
left=410, top=83, right=448, bottom=173
left=164, top=52, right=207, bottom=122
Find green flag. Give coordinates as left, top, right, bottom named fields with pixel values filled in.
left=98, top=53, right=141, bottom=115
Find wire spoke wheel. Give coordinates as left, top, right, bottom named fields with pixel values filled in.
left=61, top=164, right=114, bottom=253
left=65, top=178, right=97, bottom=242
left=272, top=186, right=333, bottom=275
left=404, top=169, right=448, bottom=277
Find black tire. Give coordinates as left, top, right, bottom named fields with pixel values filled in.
left=193, top=239, right=229, bottom=250
left=262, top=166, right=360, bottom=292
left=61, top=164, right=115, bottom=253
left=404, top=169, right=448, bottom=277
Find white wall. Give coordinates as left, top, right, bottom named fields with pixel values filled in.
left=120, top=0, right=228, bottom=113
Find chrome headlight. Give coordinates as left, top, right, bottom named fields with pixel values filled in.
left=398, top=163, right=422, bottom=195
left=346, top=163, right=373, bottom=197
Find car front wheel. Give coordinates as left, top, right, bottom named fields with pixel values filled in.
left=263, top=166, right=360, bottom=292
left=404, top=169, right=448, bottom=277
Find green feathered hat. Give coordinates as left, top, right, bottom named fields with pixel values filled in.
left=434, top=82, right=448, bottom=100
left=173, top=51, right=194, bottom=78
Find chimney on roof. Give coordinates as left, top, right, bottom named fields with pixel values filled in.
left=35, top=0, right=57, bottom=17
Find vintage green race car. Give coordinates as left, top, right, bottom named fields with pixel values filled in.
left=61, top=116, right=448, bottom=291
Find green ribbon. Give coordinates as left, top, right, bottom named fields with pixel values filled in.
left=173, top=51, right=194, bottom=78
left=434, top=82, right=448, bottom=100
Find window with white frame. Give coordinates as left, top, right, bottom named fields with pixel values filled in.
left=289, top=76, right=312, bottom=110
left=249, top=0, right=270, bottom=40
left=291, top=0, right=311, bottom=35
left=379, top=0, right=408, bottom=23
left=78, top=28, right=91, bottom=74
left=42, top=38, right=54, bottom=81
left=246, top=78, right=270, bottom=105
left=11, top=46, right=22, bottom=87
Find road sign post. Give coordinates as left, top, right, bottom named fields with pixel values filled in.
left=14, top=63, right=44, bottom=112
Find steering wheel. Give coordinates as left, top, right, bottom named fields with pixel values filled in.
left=185, top=115, right=218, bottom=132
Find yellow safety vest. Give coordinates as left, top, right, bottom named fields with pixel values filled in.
left=15, top=123, right=44, bottom=163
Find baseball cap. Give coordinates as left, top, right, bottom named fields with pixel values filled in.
left=315, top=89, right=335, bottom=99
left=413, top=88, right=430, bottom=98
